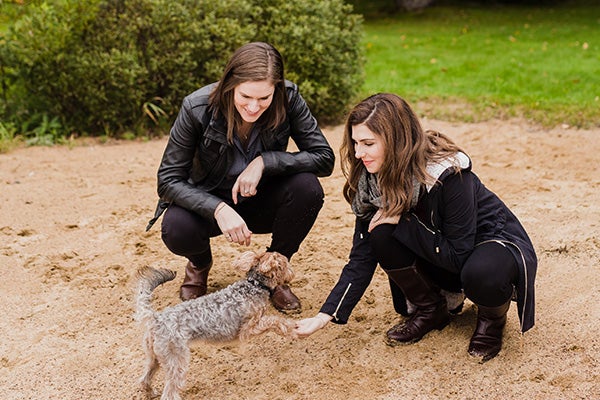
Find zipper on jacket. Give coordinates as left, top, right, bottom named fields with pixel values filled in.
left=414, top=212, right=440, bottom=253
left=414, top=212, right=436, bottom=235
left=332, top=283, right=352, bottom=321
left=429, top=210, right=441, bottom=253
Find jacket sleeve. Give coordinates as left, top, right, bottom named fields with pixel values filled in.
left=319, top=218, right=379, bottom=324
left=392, top=171, right=477, bottom=274
left=156, top=98, right=223, bottom=219
left=261, top=84, right=335, bottom=177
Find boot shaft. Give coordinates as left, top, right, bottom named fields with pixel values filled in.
left=385, top=266, right=450, bottom=344
left=385, top=266, right=446, bottom=308
left=468, top=301, right=511, bottom=362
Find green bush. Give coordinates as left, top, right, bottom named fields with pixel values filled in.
left=0, top=0, right=363, bottom=139
left=253, top=0, right=364, bottom=123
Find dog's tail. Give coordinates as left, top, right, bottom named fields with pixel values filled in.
left=134, top=266, right=177, bottom=326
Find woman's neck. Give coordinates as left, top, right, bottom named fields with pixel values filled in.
left=237, top=121, right=253, bottom=144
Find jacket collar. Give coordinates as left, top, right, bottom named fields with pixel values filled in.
left=425, top=152, right=471, bottom=192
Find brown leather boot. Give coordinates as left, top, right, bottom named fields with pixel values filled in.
left=270, top=284, right=301, bottom=314
left=468, top=301, right=510, bottom=362
left=179, top=261, right=212, bottom=301
left=385, top=266, right=450, bottom=345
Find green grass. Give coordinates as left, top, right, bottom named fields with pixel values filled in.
left=360, top=2, right=600, bottom=127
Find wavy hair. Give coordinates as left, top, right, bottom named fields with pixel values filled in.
left=209, top=42, right=288, bottom=143
left=341, top=93, right=463, bottom=216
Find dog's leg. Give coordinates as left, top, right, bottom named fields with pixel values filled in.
left=240, top=314, right=297, bottom=340
left=156, top=339, right=189, bottom=400
left=139, top=331, right=159, bottom=396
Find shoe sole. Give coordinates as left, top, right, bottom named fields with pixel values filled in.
left=385, top=319, right=450, bottom=347
left=276, top=307, right=303, bottom=315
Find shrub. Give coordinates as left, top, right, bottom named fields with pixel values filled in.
left=252, top=0, right=364, bottom=124
left=0, top=0, right=363, bottom=139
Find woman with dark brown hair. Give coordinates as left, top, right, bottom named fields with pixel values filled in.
left=295, top=93, right=537, bottom=362
left=147, top=42, right=334, bottom=313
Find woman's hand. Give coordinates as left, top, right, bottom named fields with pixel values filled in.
left=214, top=202, right=253, bottom=246
left=232, top=156, right=264, bottom=204
left=368, top=209, right=400, bottom=232
left=294, top=313, right=333, bottom=338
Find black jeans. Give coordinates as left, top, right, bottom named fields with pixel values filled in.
left=161, top=172, right=324, bottom=268
left=370, top=224, right=518, bottom=307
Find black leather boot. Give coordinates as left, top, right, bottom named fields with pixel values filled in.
left=388, top=276, right=411, bottom=317
left=179, top=261, right=212, bottom=301
left=385, top=266, right=450, bottom=345
left=468, top=301, right=510, bottom=362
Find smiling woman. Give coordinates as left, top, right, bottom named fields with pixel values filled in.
left=351, top=123, right=385, bottom=174
left=148, top=42, right=335, bottom=315
left=234, top=81, right=275, bottom=141
left=296, top=93, right=538, bottom=364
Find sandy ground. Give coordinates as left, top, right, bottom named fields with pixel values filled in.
left=1, top=118, right=599, bottom=400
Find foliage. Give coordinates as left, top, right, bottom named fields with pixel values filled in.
left=0, top=121, right=19, bottom=153
left=0, top=0, right=363, bottom=141
left=23, top=113, right=65, bottom=146
left=253, top=0, right=364, bottom=123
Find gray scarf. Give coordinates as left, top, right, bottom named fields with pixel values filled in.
left=351, top=170, right=421, bottom=220
left=351, top=171, right=382, bottom=220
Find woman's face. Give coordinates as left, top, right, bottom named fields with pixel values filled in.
left=233, top=80, right=274, bottom=123
left=352, top=123, right=385, bottom=174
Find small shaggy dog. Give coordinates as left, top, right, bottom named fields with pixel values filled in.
left=135, top=251, right=297, bottom=400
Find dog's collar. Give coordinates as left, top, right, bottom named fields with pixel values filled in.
left=247, top=277, right=273, bottom=295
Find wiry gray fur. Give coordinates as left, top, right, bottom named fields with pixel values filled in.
left=135, top=251, right=296, bottom=400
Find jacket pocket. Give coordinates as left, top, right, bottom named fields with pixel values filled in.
left=266, top=123, right=291, bottom=150
left=190, top=135, right=227, bottom=183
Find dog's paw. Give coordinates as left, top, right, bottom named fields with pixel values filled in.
left=137, top=382, right=158, bottom=400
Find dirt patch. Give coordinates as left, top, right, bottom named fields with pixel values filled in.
left=1, top=118, right=598, bottom=399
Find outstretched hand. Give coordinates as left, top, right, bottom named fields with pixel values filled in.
left=294, top=313, right=333, bottom=338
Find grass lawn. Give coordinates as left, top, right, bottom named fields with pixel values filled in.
left=359, top=1, right=600, bottom=127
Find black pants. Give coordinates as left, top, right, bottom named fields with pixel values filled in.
left=161, top=172, right=324, bottom=267
left=370, top=224, right=518, bottom=307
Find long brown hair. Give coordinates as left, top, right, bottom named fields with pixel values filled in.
left=209, top=42, right=288, bottom=143
left=341, top=93, right=463, bottom=216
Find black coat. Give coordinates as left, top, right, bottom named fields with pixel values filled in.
left=146, top=80, right=334, bottom=230
left=320, top=156, right=537, bottom=333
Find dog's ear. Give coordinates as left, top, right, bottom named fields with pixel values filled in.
left=277, top=253, right=295, bottom=282
left=258, top=256, right=275, bottom=274
left=284, top=264, right=295, bottom=282
left=232, top=251, right=259, bottom=272
left=260, top=252, right=294, bottom=281
left=256, top=252, right=279, bottom=274
left=282, top=263, right=295, bottom=283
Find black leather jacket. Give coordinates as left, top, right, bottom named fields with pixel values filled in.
left=146, top=80, right=334, bottom=230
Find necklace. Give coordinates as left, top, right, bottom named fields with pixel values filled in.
left=238, top=123, right=252, bottom=143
